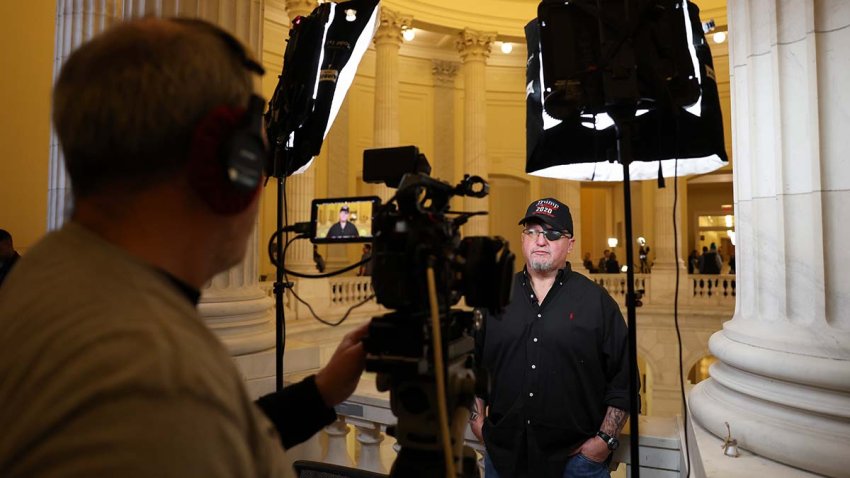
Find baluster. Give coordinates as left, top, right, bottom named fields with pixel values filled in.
left=324, top=417, right=355, bottom=467
left=354, top=421, right=387, bottom=474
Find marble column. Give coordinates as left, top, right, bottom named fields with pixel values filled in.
left=689, top=2, right=850, bottom=476
left=48, top=1, right=124, bottom=230
left=371, top=7, right=411, bottom=200
left=647, top=178, right=687, bottom=304
left=456, top=29, right=495, bottom=236
left=431, top=60, right=458, bottom=183
left=325, top=99, right=351, bottom=270
left=282, top=0, right=319, bottom=274
left=126, top=1, right=276, bottom=395
left=542, top=179, right=583, bottom=269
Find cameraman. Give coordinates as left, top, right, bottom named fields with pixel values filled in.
left=0, top=18, right=366, bottom=477
left=472, top=198, right=630, bottom=478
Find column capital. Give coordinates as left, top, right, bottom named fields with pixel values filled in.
left=284, top=0, right=316, bottom=20
left=374, top=8, right=412, bottom=47
left=431, top=60, right=459, bottom=87
left=456, top=29, right=496, bottom=62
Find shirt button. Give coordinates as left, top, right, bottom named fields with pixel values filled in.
left=529, top=392, right=534, bottom=397
left=527, top=419, right=531, bottom=425
left=531, top=364, right=536, bottom=370
left=530, top=294, right=534, bottom=298
left=537, top=313, right=542, bottom=318
left=533, top=338, right=538, bottom=342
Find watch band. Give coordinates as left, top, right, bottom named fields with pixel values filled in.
left=596, top=431, right=618, bottom=450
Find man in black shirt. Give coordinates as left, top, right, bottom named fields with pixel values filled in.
left=326, top=205, right=359, bottom=238
left=472, top=197, right=630, bottom=478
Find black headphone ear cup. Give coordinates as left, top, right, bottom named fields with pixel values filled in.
left=188, top=106, right=261, bottom=215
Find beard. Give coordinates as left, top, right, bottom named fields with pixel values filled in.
left=528, top=256, right=556, bottom=272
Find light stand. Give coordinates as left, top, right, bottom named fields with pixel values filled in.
left=609, top=105, right=642, bottom=476
left=263, top=0, right=380, bottom=392
left=527, top=2, right=728, bottom=476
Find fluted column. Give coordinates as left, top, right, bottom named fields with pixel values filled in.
left=457, top=29, right=494, bottom=236
left=647, top=178, right=687, bottom=304
left=326, top=99, right=351, bottom=270
left=48, top=1, right=125, bottom=230
left=555, top=180, right=582, bottom=268
left=370, top=8, right=410, bottom=200
left=126, top=2, right=275, bottom=370
left=431, top=60, right=458, bottom=182
left=282, top=0, right=318, bottom=273
left=689, top=2, right=850, bottom=476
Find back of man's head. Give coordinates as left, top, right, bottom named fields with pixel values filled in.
left=53, top=17, right=257, bottom=199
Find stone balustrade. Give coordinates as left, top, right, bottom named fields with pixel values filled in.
left=283, top=373, right=685, bottom=477
left=260, top=271, right=736, bottom=322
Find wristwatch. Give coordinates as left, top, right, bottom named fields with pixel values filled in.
left=596, top=431, right=619, bottom=451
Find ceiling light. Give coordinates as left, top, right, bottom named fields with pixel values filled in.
left=402, top=28, right=415, bottom=42
left=501, top=42, right=513, bottom=54
left=713, top=31, right=726, bottom=44
left=607, top=237, right=619, bottom=248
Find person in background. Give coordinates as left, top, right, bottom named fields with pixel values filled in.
left=583, top=252, right=598, bottom=273
left=0, top=18, right=366, bottom=477
left=701, top=243, right=722, bottom=274
left=313, top=244, right=326, bottom=273
left=597, top=249, right=610, bottom=272
left=0, top=229, right=21, bottom=288
left=357, top=243, right=373, bottom=277
left=606, top=252, right=621, bottom=273
left=688, top=249, right=699, bottom=274
left=472, top=198, right=630, bottom=478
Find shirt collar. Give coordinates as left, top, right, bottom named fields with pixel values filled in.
left=159, top=270, right=201, bottom=306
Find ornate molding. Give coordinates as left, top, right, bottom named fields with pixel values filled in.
left=373, top=7, right=412, bottom=47
left=431, top=60, right=459, bottom=87
left=283, top=0, right=316, bottom=20
left=456, top=28, right=495, bottom=62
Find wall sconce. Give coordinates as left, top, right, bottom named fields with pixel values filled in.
left=607, top=237, right=619, bottom=248
left=402, top=27, right=415, bottom=42
left=721, top=422, right=740, bottom=457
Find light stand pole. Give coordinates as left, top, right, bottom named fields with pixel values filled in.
left=609, top=105, right=641, bottom=478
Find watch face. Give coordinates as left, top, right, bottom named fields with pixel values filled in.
left=609, top=438, right=619, bottom=450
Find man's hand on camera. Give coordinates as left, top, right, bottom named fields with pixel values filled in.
left=315, top=322, right=369, bottom=407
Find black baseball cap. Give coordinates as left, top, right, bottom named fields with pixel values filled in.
left=518, top=197, right=573, bottom=235
left=340, top=205, right=350, bottom=212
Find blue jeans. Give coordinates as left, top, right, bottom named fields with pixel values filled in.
left=484, top=453, right=610, bottom=478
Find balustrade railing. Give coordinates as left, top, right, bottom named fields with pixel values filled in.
left=284, top=381, right=683, bottom=478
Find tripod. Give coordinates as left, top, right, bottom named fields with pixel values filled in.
left=365, top=309, right=481, bottom=478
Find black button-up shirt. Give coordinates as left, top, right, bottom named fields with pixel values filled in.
left=475, top=263, right=630, bottom=477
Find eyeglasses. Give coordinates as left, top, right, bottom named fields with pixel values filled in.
left=522, top=229, right=572, bottom=241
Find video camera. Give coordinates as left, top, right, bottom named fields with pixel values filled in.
left=310, top=145, right=514, bottom=477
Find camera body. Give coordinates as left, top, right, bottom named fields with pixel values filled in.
left=358, top=147, right=514, bottom=471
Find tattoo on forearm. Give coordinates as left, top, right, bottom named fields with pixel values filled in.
left=601, top=407, right=628, bottom=437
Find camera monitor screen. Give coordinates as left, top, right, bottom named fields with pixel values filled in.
left=311, top=196, right=380, bottom=244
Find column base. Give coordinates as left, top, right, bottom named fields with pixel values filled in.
left=690, top=369, right=850, bottom=477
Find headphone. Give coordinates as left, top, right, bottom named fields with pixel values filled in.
left=177, top=18, right=268, bottom=215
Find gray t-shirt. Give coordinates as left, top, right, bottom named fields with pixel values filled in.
left=0, top=223, right=289, bottom=477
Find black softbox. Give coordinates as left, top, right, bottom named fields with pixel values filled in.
left=525, top=0, right=727, bottom=181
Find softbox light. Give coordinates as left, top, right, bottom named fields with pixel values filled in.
left=265, top=0, right=380, bottom=178
left=525, top=0, right=727, bottom=181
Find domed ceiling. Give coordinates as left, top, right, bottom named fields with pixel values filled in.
left=383, top=0, right=540, bottom=39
